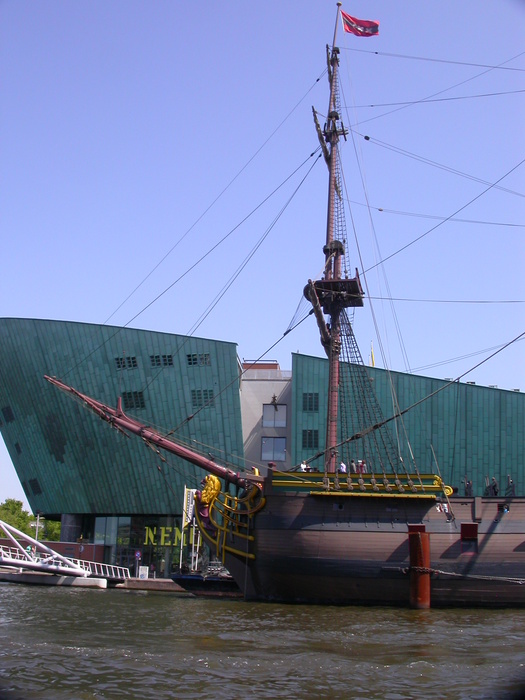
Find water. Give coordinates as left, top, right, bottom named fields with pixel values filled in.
left=1, top=583, right=525, bottom=700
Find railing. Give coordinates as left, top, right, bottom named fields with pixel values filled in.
left=0, top=545, right=29, bottom=562
left=0, top=545, right=131, bottom=580
left=69, top=558, right=131, bottom=580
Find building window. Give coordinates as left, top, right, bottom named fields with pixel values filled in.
left=122, top=391, right=146, bottom=410
left=302, top=392, right=319, bottom=412
left=187, top=353, right=211, bottom=367
left=150, top=354, right=173, bottom=367
left=115, top=356, right=137, bottom=370
left=14, top=442, right=21, bottom=455
left=262, top=404, right=287, bottom=428
left=1, top=406, right=15, bottom=423
left=94, top=517, right=107, bottom=546
left=261, top=437, right=286, bottom=462
left=191, top=389, right=215, bottom=408
left=302, top=429, right=319, bottom=450
left=29, top=478, right=42, bottom=496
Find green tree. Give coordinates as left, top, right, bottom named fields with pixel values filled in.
left=0, top=500, right=61, bottom=541
left=42, top=519, right=61, bottom=541
left=0, top=499, right=33, bottom=535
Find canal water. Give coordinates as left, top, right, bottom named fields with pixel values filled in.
left=1, top=583, right=525, bottom=700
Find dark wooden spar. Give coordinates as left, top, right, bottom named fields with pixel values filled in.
left=44, top=376, right=253, bottom=492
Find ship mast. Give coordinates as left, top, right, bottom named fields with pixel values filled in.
left=306, top=3, right=364, bottom=474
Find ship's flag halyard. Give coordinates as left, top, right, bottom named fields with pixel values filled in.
left=341, top=10, right=379, bottom=37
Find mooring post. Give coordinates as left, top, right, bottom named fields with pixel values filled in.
left=408, top=524, right=431, bottom=609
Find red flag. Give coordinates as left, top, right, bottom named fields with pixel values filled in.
left=341, top=10, right=379, bottom=37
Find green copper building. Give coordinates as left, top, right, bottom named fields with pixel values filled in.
left=0, top=317, right=244, bottom=571
left=1, top=317, right=524, bottom=573
left=292, top=354, right=524, bottom=497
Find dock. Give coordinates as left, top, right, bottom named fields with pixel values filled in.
left=115, top=578, right=194, bottom=595
left=0, top=568, right=245, bottom=597
left=0, top=570, right=107, bottom=588
left=0, top=519, right=240, bottom=596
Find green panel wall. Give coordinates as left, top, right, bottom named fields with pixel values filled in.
left=0, top=318, right=244, bottom=516
left=292, top=353, right=525, bottom=496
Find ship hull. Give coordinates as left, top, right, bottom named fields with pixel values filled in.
left=220, top=492, right=525, bottom=607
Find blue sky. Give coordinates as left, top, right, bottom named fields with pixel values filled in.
left=1, top=0, right=524, bottom=509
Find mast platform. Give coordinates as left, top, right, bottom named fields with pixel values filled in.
left=312, top=277, right=364, bottom=310
left=304, top=270, right=365, bottom=314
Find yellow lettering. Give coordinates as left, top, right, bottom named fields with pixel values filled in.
left=144, top=527, right=156, bottom=545
left=160, top=527, right=172, bottom=546
left=144, top=524, right=183, bottom=547
left=174, top=527, right=182, bottom=546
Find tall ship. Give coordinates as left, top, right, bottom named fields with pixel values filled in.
left=46, top=5, right=525, bottom=607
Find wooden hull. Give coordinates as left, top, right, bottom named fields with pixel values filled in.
left=218, top=493, right=525, bottom=607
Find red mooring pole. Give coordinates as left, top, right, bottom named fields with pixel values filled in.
left=408, top=525, right=431, bottom=609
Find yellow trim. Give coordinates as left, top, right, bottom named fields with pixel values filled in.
left=309, top=491, right=438, bottom=499
left=272, top=479, right=325, bottom=488
left=271, top=471, right=452, bottom=496
left=193, top=483, right=265, bottom=563
left=273, top=479, right=445, bottom=493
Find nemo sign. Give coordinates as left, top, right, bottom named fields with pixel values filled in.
left=144, top=526, right=183, bottom=547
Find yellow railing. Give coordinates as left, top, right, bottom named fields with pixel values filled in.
left=194, top=484, right=266, bottom=563
left=271, top=471, right=452, bottom=497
